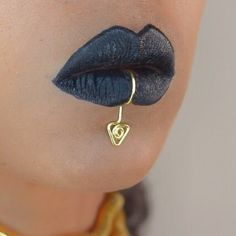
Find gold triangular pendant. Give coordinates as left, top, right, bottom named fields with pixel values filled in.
left=107, top=121, right=130, bottom=146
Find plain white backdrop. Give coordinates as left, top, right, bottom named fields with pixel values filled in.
left=144, top=0, right=236, bottom=235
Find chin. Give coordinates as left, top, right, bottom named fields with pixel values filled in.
left=18, top=141, right=159, bottom=192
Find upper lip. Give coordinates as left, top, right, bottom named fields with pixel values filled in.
left=52, top=24, right=175, bottom=107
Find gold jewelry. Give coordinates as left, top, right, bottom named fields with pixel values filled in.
left=124, top=70, right=136, bottom=105
left=107, top=70, right=136, bottom=146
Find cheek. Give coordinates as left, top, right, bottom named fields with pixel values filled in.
left=0, top=1, right=201, bottom=191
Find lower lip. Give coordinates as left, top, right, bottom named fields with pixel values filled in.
left=52, top=66, right=172, bottom=107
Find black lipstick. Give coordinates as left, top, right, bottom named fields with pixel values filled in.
left=52, top=24, right=175, bottom=107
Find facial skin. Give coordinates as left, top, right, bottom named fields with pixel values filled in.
left=0, top=1, right=205, bottom=192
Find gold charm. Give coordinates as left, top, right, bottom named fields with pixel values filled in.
left=107, top=70, right=136, bottom=146
left=107, top=106, right=130, bottom=146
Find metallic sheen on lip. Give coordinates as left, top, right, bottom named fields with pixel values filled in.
left=52, top=24, right=175, bottom=107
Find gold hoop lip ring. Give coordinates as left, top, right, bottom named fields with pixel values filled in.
left=125, top=70, right=136, bottom=105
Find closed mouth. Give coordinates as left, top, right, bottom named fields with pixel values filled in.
left=52, top=24, right=175, bottom=107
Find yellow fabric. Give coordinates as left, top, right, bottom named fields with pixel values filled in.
left=84, top=192, right=130, bottom=236
left=0, top=192, right=130, bottom=236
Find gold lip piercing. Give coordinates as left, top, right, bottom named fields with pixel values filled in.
left=124, top=70, right=136, bottom=105
left=107, top=70, right=136, bottom=146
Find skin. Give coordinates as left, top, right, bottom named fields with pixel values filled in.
left=0, top=1, right=205, bottom=235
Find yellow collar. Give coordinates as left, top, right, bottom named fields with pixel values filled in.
left=0, top=192, right=130, bottom=236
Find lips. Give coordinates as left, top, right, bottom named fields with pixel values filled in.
left=52, top=24, right=175, bottom=107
